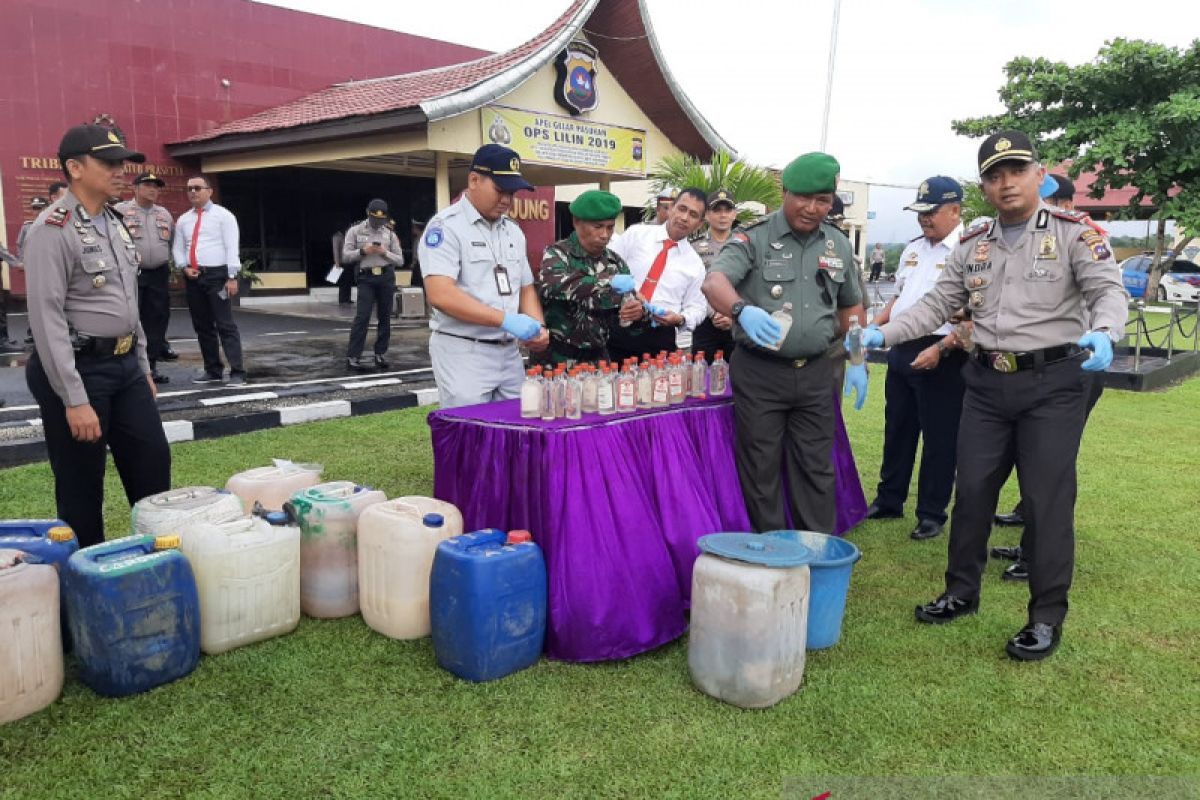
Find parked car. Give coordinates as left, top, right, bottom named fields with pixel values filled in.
left=1120, top=253, right=1200, bottom=302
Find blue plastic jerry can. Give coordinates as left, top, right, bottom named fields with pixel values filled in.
left=64, top=534, right=201, bottom=697
left=429, top=529, right=547, bottom=682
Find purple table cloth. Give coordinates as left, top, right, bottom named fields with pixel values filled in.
left=428, top=394, right=867, bottom=662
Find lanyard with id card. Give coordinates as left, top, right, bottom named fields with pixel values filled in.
left=494, top=264, right=513, bottom=296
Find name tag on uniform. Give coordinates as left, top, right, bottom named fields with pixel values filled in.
left=494, top=265, right=513, bottom=296
left=818, top=257, right=844, bottom=272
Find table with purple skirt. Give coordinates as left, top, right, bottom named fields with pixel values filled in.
left=428, top=394, right=867, bottom=662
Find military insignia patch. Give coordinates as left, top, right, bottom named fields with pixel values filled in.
left=974, top=241, right=991, bottom=262
left=424, top=227, right=444, bottom=249
left=1037, top=234, right=1058, bottom=260
left=553, top=40, right=599, bottom=115
left=1080, top=230, right=1111, bottom=261
left=46, top=207, right=69, bottom=227
left=733, top=233, right=749, bottom=243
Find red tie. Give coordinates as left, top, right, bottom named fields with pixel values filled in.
left=188, top=208, right=203, bottom=270
left=639, top=238, right=676, bottom=302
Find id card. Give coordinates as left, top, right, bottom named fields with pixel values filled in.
left=494, top=264, right=513, bottom=296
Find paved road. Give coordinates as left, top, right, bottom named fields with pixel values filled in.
left=1, top=306, right=433, bottom=410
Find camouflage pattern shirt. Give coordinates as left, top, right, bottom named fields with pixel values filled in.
left=535, top=232, right=638, bottom=365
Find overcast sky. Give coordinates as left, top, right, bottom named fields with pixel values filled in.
left=259, top=0, right=1196, bottom=241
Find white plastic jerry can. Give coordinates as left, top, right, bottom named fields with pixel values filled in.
left=225, top=460, right=324, bottom=514
left=688, top=533, right=813, bottom=709
left=290, top=481, right=386, bottom=618
left=0, top=549, right=64, bottom=724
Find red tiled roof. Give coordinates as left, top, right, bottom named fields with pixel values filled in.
left=180, top=1, right=589, bottom=143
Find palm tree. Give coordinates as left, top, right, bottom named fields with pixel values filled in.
left=646, top=150, right=782, bottom=226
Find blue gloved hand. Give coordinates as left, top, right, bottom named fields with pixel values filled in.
left=610, top=274, right=636, bottom=294
left=1078, top=331, right=1113, bottom=371
left=737, top=305, right=783, bottom=348
left=843, top=362, right=869, bottom=411
left=501, top=312, right=543, bottom=341
left=862, top=326, right=885, bottom=349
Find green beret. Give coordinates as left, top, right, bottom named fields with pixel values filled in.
left=781, top=152, right=840, bottom=194
left=569, top=190, right=622, bottom=221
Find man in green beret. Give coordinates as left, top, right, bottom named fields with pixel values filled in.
left=703, top=152, right=868, bottom=533
left=535, top=190, right=648, bottom=365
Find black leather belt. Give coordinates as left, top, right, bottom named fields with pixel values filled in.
left=435, top=330, right=514, bottom=346
left=739, top=345, right=823, bottom=369
left=975, top=344, right=1081, bottom=373
left=74, top=333, right=138, bottom=358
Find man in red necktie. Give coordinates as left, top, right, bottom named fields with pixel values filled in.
left=172, top=176, right=246, bottom=385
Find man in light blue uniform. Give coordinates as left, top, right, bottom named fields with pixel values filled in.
left=419, top=144, right=549, bottom=408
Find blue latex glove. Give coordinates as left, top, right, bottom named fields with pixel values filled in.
left=862, top=326, right=885, bottom=349
left=610, top=274, right=636, bottom=294
left=1078, top=331, right=1113, bottom=371
left=737, top=305, right=783, bottom=348
left=843, top=362, right=868, bottom=411
left=501, top=312, right=543, bottom=341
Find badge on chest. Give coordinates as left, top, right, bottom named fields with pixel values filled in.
left=494, top=265, right=513, bottom=296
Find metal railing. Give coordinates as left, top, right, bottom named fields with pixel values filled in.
left=1127, top=299, right=1200, bottom=371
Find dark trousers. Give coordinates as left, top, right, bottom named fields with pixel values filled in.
left=947, top=356, right=1090, bottom=625
left=185, top=267, right=243, bottom=376
left=869, top=264, right=883, bottom=281
left=347, top=270, right=394, bottom=357
left=731, top=349, right=837, bottom=534
left=691, top=317, right=734, bottom=363
left=137, top=266, right=171, bottom=367
left=26, top=351, right=171, bottom=548
left=337, top=265, right=354, bottom=304
left=874, top=336, right=966, bottom=525
left=606, top=322, right=677, bottom=364
left=0, top=288, right=9, bottom=340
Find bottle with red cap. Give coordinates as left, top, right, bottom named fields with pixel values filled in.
left=597, top=366, right=616, bottom=415
left=520, top=368, right=542, bottom=419
left=540, top=367, right=556, bottom=421
left=667, top=354, right=686, bottom=405
left=691, top=352, right=707, bottom=398
left=710, top=350, right=729, bottom=396
left=615, top=364, right=637, bottom=413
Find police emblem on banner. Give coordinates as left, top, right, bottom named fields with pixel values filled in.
left=554, top=40, right=599, bottom=115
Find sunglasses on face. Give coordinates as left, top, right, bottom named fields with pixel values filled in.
left=186, top=186, right=209, bottom=192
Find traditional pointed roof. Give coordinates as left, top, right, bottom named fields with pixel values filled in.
left=169, top=0, right=731, bottom=159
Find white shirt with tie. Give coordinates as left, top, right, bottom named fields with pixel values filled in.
left=172, top=201, right=241, bottom=279
left=609, top=223, right=707, bottom=345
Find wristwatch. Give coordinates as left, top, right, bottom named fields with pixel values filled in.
left=730, top=300, right=747, bottom=319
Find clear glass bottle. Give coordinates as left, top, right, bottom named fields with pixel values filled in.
left=846, top=314, right=865, bottom=366
left=690, top=353, right=707, bottom=399
left=597, top=366, right=615, bottom=415
left=709, top=350, right=729, bottom=396
left=581, top=365, right=599, bottom=414
left=764, top=302, right=793, bottom=352
left=540, top=367, right=556, bottom=421
left=520, top=368, right=542, bottom=419
left=636, top=361, right=653, bottom=408
left=616, top=365, right=637, bottom=413
left=651, top=359, right=670, bottom=408
left=667, top=354, right=686, bottom=405
left=553, top=366, right=567, bottom=418
left=619, top=292, right=641, bottom=328
left=564, top=368, right=583, bottom=420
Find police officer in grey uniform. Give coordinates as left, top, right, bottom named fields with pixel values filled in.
left=342, top=198, right=404, bottom=369
left=115, top=173, right=175, bottom=383
left=704, top=153, right=867, bottom=534
left=691, top=188, right=738, bottom=362
left=419, top=144, right=549, bottom=408
left=864, top=131, right=1128, bottom=660
left=24, top=124, right=171, bottom=548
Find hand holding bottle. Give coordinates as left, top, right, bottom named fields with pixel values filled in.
left=737, top=305, right=782, bottom=348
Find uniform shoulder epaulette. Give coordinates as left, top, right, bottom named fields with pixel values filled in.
left=959, top=217, right=991, bottom=243
left=44, top=206, right=69, bottom=228
left=1050, top=207, right=1106, bottom=235
left=108, top=203, right=125, bottom=220
left=731, top=218, right=766, bottom=243
left=908, top=234, right=922, bottom=243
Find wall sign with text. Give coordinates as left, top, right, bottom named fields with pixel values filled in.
left=482, top=105, right=646, bottom=176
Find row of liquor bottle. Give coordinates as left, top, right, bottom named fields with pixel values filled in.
left=520, top=351, right=730, bottom=420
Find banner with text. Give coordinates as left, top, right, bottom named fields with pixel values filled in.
left=481, top=106, right=647, bottom=176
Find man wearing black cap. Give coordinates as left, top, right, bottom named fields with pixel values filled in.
left=862, top=131, right=1128, bottom=660
left=420, top=144, right=549, bottom=407
left=23, top=124, right=171, bottom=548
left=866, top=176, right=968, bottom=541
left=173, top=175, right=246, bottom=385
left=115, top=173, right=175, bottom=383
left=691, top=188, right=739, bottom=362
left=342, top=199, right=404, bottom=370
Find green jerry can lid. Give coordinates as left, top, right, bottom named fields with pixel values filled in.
left=698, top=533, right=814, bottom=568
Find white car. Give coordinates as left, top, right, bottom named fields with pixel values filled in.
left=1119, top=254, right=1200, bottom=303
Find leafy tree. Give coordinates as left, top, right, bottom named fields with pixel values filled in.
left=647, top=150, right=782, bottom=226
left=952, top=38, right=1200, bottom=299
left=959, top=181, right=995, bottom=227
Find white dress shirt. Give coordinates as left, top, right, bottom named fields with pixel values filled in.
left=173, top=201, right=242, bottom=279
left=609, top=223, right=707, bottom=333
left=892, top=224, right=963, bottom=336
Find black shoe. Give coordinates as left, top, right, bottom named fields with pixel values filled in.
left=159, top=348, right=180, bottom=361
left=1002, top=560, right=1029, bottom=581
left=1005, top=622, right=1061, bottom=661
left=150, top=371, right=170, bottom=385
left=993, top=511, right=1025, bottom=527
left=915, top=593, right=978, bottom=624
left=374, top=354, right=390, bottom=369
left=910, top=520, right=943, bottom=540
left=990, top=545, right=1023, bottom=561
left=347, top=356, right=370, bottom=371
left=226, top=373, right=247, bottom=386
left=192, top=371, right=224, bottom=385
left=1, top=338, right=20, bottom=353
left=865, top=503, right=904, bottom=520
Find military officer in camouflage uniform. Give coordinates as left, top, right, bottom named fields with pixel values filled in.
left=535, top=190, right=647, bottom=366
left=691, top=188, right=738, bottom=361
left=704, top=153, right=867, bottom=535
left=115, top=173, right=175, bottom=383
left=864, top=130, right=1128, bottom=661
left=24, top=124, right=171, bottom=548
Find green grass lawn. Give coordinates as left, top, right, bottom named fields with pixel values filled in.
left=2, top=377, right=1198, bottom=799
